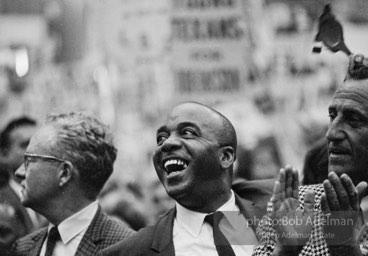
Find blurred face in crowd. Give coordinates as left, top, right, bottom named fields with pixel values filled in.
left=3, top=125, right=36, bottom=173
left=15, top=126, right=63, bottom=211
left=153, top=103, right=233, bottom=209
left=327, top=79, right=368, bottom=184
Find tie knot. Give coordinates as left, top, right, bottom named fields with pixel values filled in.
left=204, top=211, right=224, bottom=227
left=48, top=226, right=60, bottom=241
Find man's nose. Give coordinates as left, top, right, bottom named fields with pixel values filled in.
left=326, top=117, right=345, bottom=142
left=161, top=135, right=182, bottom=152
left=15, top=164, right=26, bottom=179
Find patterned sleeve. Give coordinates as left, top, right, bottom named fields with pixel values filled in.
left=252, top=202, right=277, bottom=256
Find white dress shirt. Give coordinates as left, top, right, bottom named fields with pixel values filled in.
left=39, top=201, right=98, bottom=256
left=173, top=190, right=258, bottom=256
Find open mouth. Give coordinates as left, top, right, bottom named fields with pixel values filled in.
left=164, top=159, right=188, bottom=174
left=329, top=147, right=349, bottom=155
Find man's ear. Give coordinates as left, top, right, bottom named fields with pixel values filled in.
left=58, top=161, right=74, bottom=187
left=219, top=146, right=235, bottom=169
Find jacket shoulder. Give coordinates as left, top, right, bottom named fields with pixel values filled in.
left=232, top=178, right=274, bottom=207
left=99, top=224, right=157, bottom=256
left=92, top=210, right=136, bottom=247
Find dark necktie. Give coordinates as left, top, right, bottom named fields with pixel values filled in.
left=204, top=212, right=236, bottom=256
left=45, top=226, right=60, bottom=256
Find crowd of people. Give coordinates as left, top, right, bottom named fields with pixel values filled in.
left=2, top=51, right=368, bottom=256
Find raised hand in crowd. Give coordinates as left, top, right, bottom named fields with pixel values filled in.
left=321, top=172, right=367, bottom=256
left=271, top=166, right=315, bottom=256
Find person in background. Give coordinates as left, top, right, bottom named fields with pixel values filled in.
left=0, top=202, right=25, bottom=256
left=12, top=112, right=134, bottom=256
left=253, top=54, right=368, bottom=256
left=99, top=102, right=270, bottom=256
left=0, top=117, right=45, bottom=234
left=0, top=168, right=32, bottom=255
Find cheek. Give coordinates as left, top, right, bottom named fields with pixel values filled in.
left=354, top=132, right=368, bottom=155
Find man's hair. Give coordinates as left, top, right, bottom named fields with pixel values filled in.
left=212, top=108, right=237, bottom=158
left=0, top=117, right=36, bottom=155
left=45, top=112, right=117, bottom=199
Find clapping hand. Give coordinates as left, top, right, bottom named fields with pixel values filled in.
left=271, top=166, right=315, bottom=250
left=321, top=172, right=367, bottom=255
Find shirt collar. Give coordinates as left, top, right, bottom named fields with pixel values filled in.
left=175, top=190, right=238, bottom=237
left=48, top=201, right=98, bottom=244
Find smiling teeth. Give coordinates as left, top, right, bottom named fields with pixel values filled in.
left=164, top=159, right=188, bottom=169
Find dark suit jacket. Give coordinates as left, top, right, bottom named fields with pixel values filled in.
left=99, top=195, right=267, bottom=256
left=12, top=206, right=135, bottom=256
left=302, top=137, right=328, bottom=185
left=232, top=178, right=274, bottom=208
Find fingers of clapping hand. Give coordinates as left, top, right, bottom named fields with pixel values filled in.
left=356, top=181, right=368, bottom=208
left=271, top=181, right=282, bottom=211
left=329, top=172, right=350, bottom=210
left=285, top=166, right=294, bottom=198
left=292, top=168, right=299, bottom=199
left=278, top=168, right=286, bottom=202
left=271, top=166, right=299, bottom=211
left=322, top=172, right=366, bottom=211
left=323, top=179, right=340, bottom=211
left=321, top=193, right=330, bottom=213
left=340, top=174, right=360, bottom=211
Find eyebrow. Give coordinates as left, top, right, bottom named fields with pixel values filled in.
left=156, top=122, right=201, bottom=134
left=329, top=104, right=367, bottom=116
left=156, top=126, right=169, bottom=135
left=177, top=122, right=200, bottom=131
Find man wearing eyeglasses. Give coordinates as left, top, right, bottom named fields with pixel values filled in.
left=11, top=112, right=134, bottom=256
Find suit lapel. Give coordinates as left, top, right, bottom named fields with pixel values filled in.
left=151, top=207, right=176, bottom=256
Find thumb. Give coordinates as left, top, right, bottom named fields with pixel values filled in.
left=303, top=190, right=315, bottom=213
left=356, top=181, right=368, bottom=202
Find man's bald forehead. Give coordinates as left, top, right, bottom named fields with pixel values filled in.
left=169, top=102, right=226, bottom=126
left=169, top=102, right=237, bottom=152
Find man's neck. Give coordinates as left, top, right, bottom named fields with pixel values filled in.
left=40, top=197, right=95, bottom=226
left=178, top=190, right=232, bottom=213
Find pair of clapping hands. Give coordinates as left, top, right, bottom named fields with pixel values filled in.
left=271, top=166, right=367, bottom=255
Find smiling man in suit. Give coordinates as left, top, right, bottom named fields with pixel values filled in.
left=99, top=102, right=268, bottom=256
left=12, top=112, right=134, bottom=256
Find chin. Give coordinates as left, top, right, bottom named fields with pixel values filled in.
left=328, top=164, right=349, bottom=176
left=166, top=186, right=192, bottom=203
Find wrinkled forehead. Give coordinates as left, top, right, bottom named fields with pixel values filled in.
left=333, top=79, right=368, bottom=106
left=165, top=103, right=222, bottom=129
